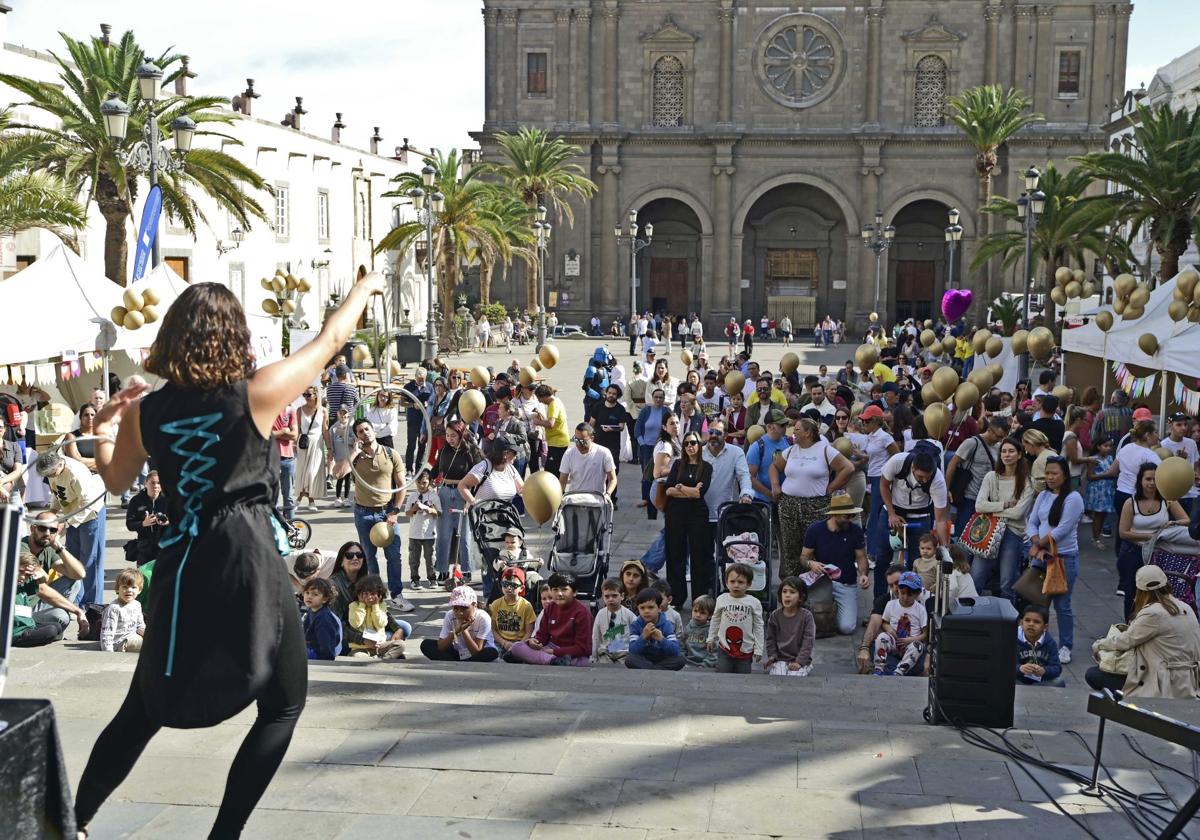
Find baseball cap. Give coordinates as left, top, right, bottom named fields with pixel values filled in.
left=860, top=404, right=885, bottom=420
left=448, top=585, right=478, bottom=607
left=881, top=383, right=900, bottom=394
left=503, top=526, right=522, bottom=538
left=897, top=571, right=923, bottom=591
left=1135, top=565, right=1169, bottom=592
left=1169, top=412, right=1191, bottom=423
left=764, top=409, right=788, bottom=426
left=1133, top=407, right=1154, bottom=421
left=501, top=566, right=526, bottom=586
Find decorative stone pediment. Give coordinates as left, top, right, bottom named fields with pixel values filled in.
left=1146, top=73, right=1173, bottom=101
left=641, top=16, right=700, bottom=44
left=901, top=15, right=967, bottom=43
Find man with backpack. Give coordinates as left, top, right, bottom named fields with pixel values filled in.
left=877, top=447, right=949, bottom=572
left=944, top=418, right=1006, bottom=539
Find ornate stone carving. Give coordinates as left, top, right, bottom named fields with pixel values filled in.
left=1115, top=3, right=1135, bottom=16
left=576, top=8, right=592, bottom=23
left=500, top=9, right=519, bottom=25
left=641, top=15, right=700, bottom=44
left=556, top=9, right=573, bottom=23
left=482, top=8, right=499, bottom=24
left=753, top=13, right=846, bottom=109
left=651, top=56, right=686, bottom=127
left=865, top=7, right=885, bottom=20
left=1013, top=5, right=1038, bottom=18
left=983, top=5, right=1004, bottom=22
left=901, top=15, right=967, bottom=43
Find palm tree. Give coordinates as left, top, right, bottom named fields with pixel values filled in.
left=947, top=85, right=1044, bottom=306
left=481, top=127, right=597, bottom=310
left=377, top=149, right=509, bottom=334
left=1073, top=103, right=1200, bottom=282
left=0, top=109, right=86, bottom=242
left=476, top=188, right=535, bottom=305
left=971, top=162, right=1134, bottom=326
left=0, top=29, right=269, bottom=283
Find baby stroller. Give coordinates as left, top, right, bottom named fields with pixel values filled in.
left=714, top=500, right=773, bottom=610
left=468, top=499, right=542, bottom=601
left=548, top=491, right=614, bottom=607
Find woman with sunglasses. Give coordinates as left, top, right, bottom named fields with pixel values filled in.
left=64, top=404, right=99, bottom=473
left=365, top=389, right=397, bottom=450
left=635, top=388, right=671, bottom=516
left=329, top=541, right=369, bottom=642
left=664, top=433, right=714, bottom=605
left=433, top=423, right=481, bottom=583
left=826, top=410, right=869, bottom=512
left=426, top=378, right=453, bottom=467
left=1027, top=456, right=1085, bottom=664
left=293, top=388, right=327, bottom=512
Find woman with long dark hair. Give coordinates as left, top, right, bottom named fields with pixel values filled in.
left=969, top=437, right=1035, bottom=601
left=663, top=431, right=714, bottom=604
left=1026, top=456, right=1085, bottom=664
left=1116, top=462, right=1190, bottom=618
left=77, top=273, right=385, bottom=837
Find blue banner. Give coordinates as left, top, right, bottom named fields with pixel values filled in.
left=131, top=185, right=162, bottom=281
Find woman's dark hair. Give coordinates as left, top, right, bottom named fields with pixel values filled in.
left=354, top=574, right=388, bottom=598
left=145, top=283, right=255, bottom=389
left=1133, top=461, right=1164, bottom=502
left=997, top=436, right=1029, bottom=501
left=657, top=412, right=679, bottom=445
left=1043, top=456, right=1072, bottom=527
left=78, top=403, right=96, bottom=417
left=333, top=541, right=367, bottom=579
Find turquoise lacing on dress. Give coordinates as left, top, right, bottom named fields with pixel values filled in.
left=158, top=412, right=222, bottom=677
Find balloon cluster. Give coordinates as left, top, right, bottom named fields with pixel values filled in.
left=1169, top=268, right=1200, bottom=324
left=1112, top=273, right=1150, bottom=321
left=260, top=269, right=311, bottom=317
left=111, top=286, right=162, bottom=331
left=458, top=343, right=560, bottom=423
left=1048, top=266, right=1096, bottom=307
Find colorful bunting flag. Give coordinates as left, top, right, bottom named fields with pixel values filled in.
left=1173, top=375, right=1200, bottom=415
left=1112, top=361, right=1157, bottom=399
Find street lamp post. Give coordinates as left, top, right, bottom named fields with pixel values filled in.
left=860, top=209, right=895, bottom=324
left=534, top=205, right=552, bottom=352
left=1016, top=166, right=1046, bottom=379
left=407, top=164, right=445, bottom=361
left=944, top=207, right=963, bottom=290
left=614, top=209, right=653, bottom=323
left=100, top=56, right=195, bottom=271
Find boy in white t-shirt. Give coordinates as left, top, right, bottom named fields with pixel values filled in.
left=405, top=470, right=440, bottom=590
left=872, top=571, right=928, bottom=676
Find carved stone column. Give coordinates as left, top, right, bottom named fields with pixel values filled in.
left=575, top=8, right=592, bottom=128
left=856, top=140, right=884, bottom=328
left=1012, top=5, right=1036, bottom=99
left=483, top=8, right=499, bottom=127
left=499, top=9, right=519, bottom=128
left=598, top=151, right=622, bottom=312
left=717, top=2, right=735, bottom=126
left=556, top=8, right=572, bottom=129
left=1112, top=4, right=1134, bottom=101
left=1033, top=7, right=1055, bottom=114
left=603, top=2, right=620, bottom=129
left=712, top=148, right=735, bottom=316
left=864, top=6, right=883, bottom=127
left=1089, top=5, right=1112, bottom=126
left=983, top=5, right=1002, bottom=86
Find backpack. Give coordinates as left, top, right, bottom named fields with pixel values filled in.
left=897, top=440, right=941, bottom=499
left=948, top=436, right=993, bottom=503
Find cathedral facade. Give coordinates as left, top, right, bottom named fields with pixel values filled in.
left=473, top=1, right=1132, bottom=333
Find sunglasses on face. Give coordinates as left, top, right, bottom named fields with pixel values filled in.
left=684, top=440, right=700, bottom=447
left=34, top=524, right=55, bottom=533
left=709, top=430, right=724, bottom=438
left=573, top=437, right=589, bottom=445
left=344, top=551, right=365, bottom=559
left=501, top=581, right=521, bottom=589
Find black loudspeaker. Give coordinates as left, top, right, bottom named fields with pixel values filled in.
left=925, top=596, right=1019, bottom=728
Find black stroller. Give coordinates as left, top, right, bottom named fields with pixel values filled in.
left=548, top=492, right=614, bottom=607
left=714, top=500, right=773, bottom=610
left=468, top=499, right=542, bottom=602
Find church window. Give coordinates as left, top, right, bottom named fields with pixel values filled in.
left=1058, top=50, right=1082, bottom=96
left=652, top=55, right=685, bottom=128
left=913, top=55, right=948, bottom=127
left=527, top=52, right=548, bottom=95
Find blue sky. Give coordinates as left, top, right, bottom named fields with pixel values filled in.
left=2, top=0, right=1193, bottom=156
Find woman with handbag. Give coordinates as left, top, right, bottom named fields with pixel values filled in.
left=968, top=437, right=1035, bottom=601
left=1097, top=420, right=1161, bottom=568
left=432, top=423, right=481, bottom=583
left=635, top=389, right=673, bottom=518
left=293, top=388, right=326, bottom=512
left=663, top=432, right=714, bottom=606
left=1087, top=564, right=1200, bottom=698
left=1116, top=463, right=1191, bottom=619
left=1026, top=457, right=1085, bottom=664
left=861, top=405, right=901, bottom=595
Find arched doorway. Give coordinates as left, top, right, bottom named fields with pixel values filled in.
left=738, top=184, right=849, bottom=331
left=887, top=199, right=960, bottom=323
left=636, top=198, right=703, bottom=318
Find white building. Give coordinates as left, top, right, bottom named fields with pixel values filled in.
left=0, top=10, right=429, bottom=338
left=1104, top=43, right=1200, bottom=282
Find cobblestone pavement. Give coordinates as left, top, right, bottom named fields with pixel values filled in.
left=7, top=336, right=1197, bottom=838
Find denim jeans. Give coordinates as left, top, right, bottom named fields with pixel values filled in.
left=353, top=504, right=405, bottom=598
left=434, top=485, right=469, bottom=574
left=278, top=456, right=296, bottom=522
left=953, top=496, right=977, bottom=541
left=68, top=507, right=107, bottom=606
left=867, top=476, right=887, bottom=594
left=969, top=529, right=1027, bottom=602
left=831, top=581, right=860, bottom=636
left=1050, top=552, right=1079, bottom=651
left=34, top=576, right=82, bottom=632
left=639, top=444, right=658, bottom=520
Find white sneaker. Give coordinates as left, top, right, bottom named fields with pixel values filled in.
left=1081, top=515, right=1093, bottom=524
left=1058, top=647, right=1072, bottom=664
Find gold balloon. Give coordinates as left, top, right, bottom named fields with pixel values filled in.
left=1050, top=286, right=1068, bottom=306
left=1178, top=269, right=1200, bottom=298
left=920, top=382, right=941, bottom=407
left=1071, top=269, right=1086, bottom=285
left=285, top=274, right=298, bottom=291
left=1190, top=306, right=1200, bottom=324
left=1065, top=281, right=1082, bottom=299
left=122, top=287, right=145, bottom=311
left=1169, top=300, right=1189, bottom=322
left=1082, top=282, right=1097, bottom=298
left=389, top=359, right=403, bottom=378
left=141, top=304, right=160, bottom=324
left=972, top=329, right=992, bottom=355
left=122, top=310, right=145, bottom=330
left=967, top=368, right=993, bottom=392
left=1114, top=297, right=1127, bottom=316
left=854, top=343, right=879, bottom=370
left=869, top=312, right=879, bottom=323
left=1010, top=329, right=1029, bottom=355
left=1193, top=283, right=1200, bottom=306
left=1175, top=286, right=1188, bottom=302
left=538, top=344, right=560, bottom=368
left=780, top=352, right=800, bottom=374
left=986, top=363, right=1005, bottom=386
left=985, top=336, right=1003, bottom=358
left=531, top=358, right=543, bottom=372
left=1156, top=457, right=1195, bottom=502
left=260, top=277, right=273, bottom=290
left=954, top=382, right=980, bottom=410
left=518, top=366, right=537, bottom=387
left=270, top=276, right=286, bottom=293
left=1054, top=266, right=1073, bottom=286
left=1052, top=385, right=1074, bottom=405
left=942, top=336, right=959, bottom=357
left=110, top=305, right=128, bottom=325
left=932, top=366, right=959, bottom=400
left=1138, top=333, right=1159, bottom=356
left=262, top=299, right=280, bottom=316
left=1027, top=326, right=1054, bottom=361
left=141, top=287, right=161, bottom=306
left=352, top=344, right=371, bottom=363
left=470, top=365, right=490, bottom=387
left=281, top=300, right=296, bottom=315
left=919, top=329, right=936, bottom=348
left=923, top=320, right=934, bottom=329
left=1114, top=273, right=1137, bottom=298
left=296, top=277, right=312, bottom=294
left=681, top=349, right=693, bottom=367
left=1130, top=286, right=1151, bottom=308
left=523, top=470, right=563, bottom=525
left=745, top=425, right=766, bottom=445
left=369, top=521, right=393, bottom=548
left=923, top=402, right=951, bottom=440
left=1095, top=311, right=1114, bottom=331
left=1124, top=306, right=1144, bottom=321
left=725, top=370, right=746, bottom=396
left=459, top=389, right=486, bottom=422
left=833, top=437, right=853, bottom=457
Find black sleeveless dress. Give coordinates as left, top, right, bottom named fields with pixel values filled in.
left=136, top=380, right=303, bottom=728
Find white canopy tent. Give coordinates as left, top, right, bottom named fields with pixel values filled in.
left=0, top=244, right=125, bottom=365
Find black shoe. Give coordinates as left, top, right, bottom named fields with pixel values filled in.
left=550, top=655, right=572, bottom=666
left=503, top=651, right=520, bottom=664
left=463, top=572, right=473, bottom=583
left=410, top=579, right=423, bottom=591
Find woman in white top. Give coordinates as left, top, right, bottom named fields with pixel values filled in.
left=459, top=441, right=525, bottom=593
left=645, top=359, right=678, bottom=397
left=293, top=387, right=327, bottom=511
left=1099, top=419, right=1161, bottom=566
left=365, top=389, right=398, bottom=449
left=512, top=382, right=545, bottom=472
left=1116, top=462, right=1191, bottom=618
left=1060, top=407, right=1095, bottom=490
left=476, top=315, right=491, bottom=351
left=1020, top=428, right=1053, bottom=494
left=769, top=417, right=853, bottom=578
left=861, top=406, right=901, bottom=589
left=968, top=437, right=1035, bottom=601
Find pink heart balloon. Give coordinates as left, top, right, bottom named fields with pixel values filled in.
left=942, top=289, right=973, bottom=322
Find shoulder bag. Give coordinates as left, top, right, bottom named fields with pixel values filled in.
left=1097, top=623, right=1133, bottom=675
left=1041, top=535, right=1069, bottom=596
left=297, top=409, right=318, bottom=450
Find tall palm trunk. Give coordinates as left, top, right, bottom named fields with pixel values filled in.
left=96, top=173, right=130, bottom=284
left=1156, top=216, right=1192, bottom=281
left=480, top=257, right=494, bottom=305
left=438, top=243, right=458, bottom=338
left=978, top=168, right=994, bottom=312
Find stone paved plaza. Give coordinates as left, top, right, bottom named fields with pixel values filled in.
left=8, top=338, right=1200, bottom=838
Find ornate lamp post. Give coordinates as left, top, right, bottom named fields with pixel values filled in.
left=614, top=209, right=653, bottom=322
left=261, top=270, right=311, bottom=355
left=1016, top=166, right=1046, bottom=378
left=216, top=226, right=244, bottom=257
left=860, top=209, right=895, bottom=321
left=944, top=207, right=963, bottom=289
left=407, top=164, right=445, bottom=361
left=534, top=204, right=552, bottom=351
left=100, top=56, right=195, bottom=271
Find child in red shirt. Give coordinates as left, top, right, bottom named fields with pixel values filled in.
left=507, top=572, right=592, bottom=666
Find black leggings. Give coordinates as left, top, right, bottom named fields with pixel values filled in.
left=420, top=638, right=500, bottom=662
left=336, top=475, right=351, bottom=498
left=75, top=620, right=307, bottom=838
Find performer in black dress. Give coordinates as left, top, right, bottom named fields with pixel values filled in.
left=74, top=272, right=385, bottom=839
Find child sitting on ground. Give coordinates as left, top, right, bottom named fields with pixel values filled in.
left=1016, top=604, right=1065, bottom=686
left=650, top=578, right=684, bottom=638
left=348, top=574, right=412, bottom=659
left=100, top=569, right=145, bottom=653
left=945, top=544, right=979, bottom=607
left=707, top=563, right=764, bottom=674
left=509, top=572, right=593, bottom=666
left=289, top=550, right=324, bottom=614
left=872, top=571, right=928, bottom=676
left=302, top=578, right=342, bottom=661
left=764, top=577, right=816, bottom=676
left=619, top=559, right=649, bottom=611
left=489, top=567, right=536, bottom=655
left=531, top=581, right=555, bottom=630
left=682, top=595, right=717, bottom=668
left=421, top=585, right=500, bottom=662
left=406, top=470, right=440, bottom=590
left=592, top=577, right=637, bottom=664
left=625, top=588, right=686, bottom=670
